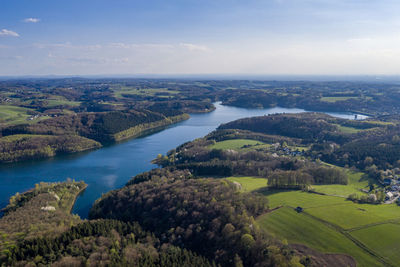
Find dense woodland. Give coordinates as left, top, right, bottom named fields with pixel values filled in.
left=0, top=176, right=310, bottom=267
left=90, top=172, right=307, bottom=267
left=0, top=134, right=101, bottom=163
left=3, top=220, right=214, bottom=267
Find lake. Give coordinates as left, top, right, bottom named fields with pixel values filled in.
left=0, top=103, right=366, bottom=218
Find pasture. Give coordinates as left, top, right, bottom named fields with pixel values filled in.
left=0, top=105, right=33, bottom=125
left=112, top=86, right=179, bottom=98
left=351, top=223, right=400, bottom=265
left=209, top=139, right=266, bottom=150
left=231, top=175, right=400, bottom=266
left=257, top=207, right=383, bottom=267
left=320, top=96, right=359, bottom=102
left=311, top=170, right=370, bottom=197
left=226, top=176, right=267, bottom=192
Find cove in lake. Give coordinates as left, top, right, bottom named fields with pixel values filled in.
left=0, top=103, right=367, bottom=218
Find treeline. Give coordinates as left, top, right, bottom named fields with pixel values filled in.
left=1, top=109, right=181, bottom=143
left=0, top=108, right=190, bottom=163
left=319, top=134, right=400, bottom=170
left=268, top=167, right=347, bottom=189
left=90, top=175, right=307, bottom=266
left=145, top=100, right=215, bottom=114
left=218, top=113, right=364, bottom=143
left=1, top=219, right=214, bottom=267
left=217, top=80, right=400, bottom=115
left=0, top=134, right=101, bottom=163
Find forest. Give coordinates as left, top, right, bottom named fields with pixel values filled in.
left=90, top=172, right=307, bottom=267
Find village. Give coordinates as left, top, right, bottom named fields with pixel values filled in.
left=379, top=168, right=400, bottom=204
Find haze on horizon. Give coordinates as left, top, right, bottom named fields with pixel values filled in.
left=1, top=0, right=400, bottom=76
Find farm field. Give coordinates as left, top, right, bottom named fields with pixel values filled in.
left=45, top=99, right=81, bottom=107
left=257, top=207, right=383, bottom=267
left=307, top=203, right=400, bottom=230
left=226, top=176, right=268, bottom=192
left=320, top=96, right=360, bottom=102
left=232, top=175, right=400, bottom=266
left=208, top=139, right=266, bottom=150
left=350, top=223, right=400, bottom=264
left=0, top=105, right=33, bottom=125
left=335, top=124, right=363, bottom=134
left=208, top=138, right=310, bottom=153
left=311, top=170, right=370, bottom=197
left=112, top=86, right=179, bottom=98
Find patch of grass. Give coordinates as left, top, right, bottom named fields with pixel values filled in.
left=307, top=203, right=400, bottom=230
left=320, top=96, right=359, bottom=102
left=351, top=223, right=400, bottom=265
left=226, top=176, right=267, bottom=192
left=113, top=87, right=179, bottom=98
left=209, top=139, right=266, bottom=150
left=46, top=99, right=81, bottom=107
left=257, top=207, right=383, bottom=267
left=335, top=124, right=362, bottom=134
left=311, top=170, right=370, bottom=197
left=265, top=190, right=348, bottom=209
left=0, top=105, right=33, bottom=125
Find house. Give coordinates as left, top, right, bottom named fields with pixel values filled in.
left=386, top=192, right=394, bottom=200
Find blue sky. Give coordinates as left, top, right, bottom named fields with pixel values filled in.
left=1, top=0, right=400, bottom=75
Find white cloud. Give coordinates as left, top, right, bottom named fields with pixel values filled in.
left=179, top=43, right=209, bottom=52
left=0, top=29, right=19, bottom=37
left=24, top=18, right=40, bottom=23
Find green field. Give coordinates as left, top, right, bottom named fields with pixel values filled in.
left=351, top=223, right=400, bottom=264
left=311, top=170, right=370, bottom=197
left=336, top=124, right=363, bottom=134
left=307, top=203, right=400, bottom=230
left=209, top=139, right=266, bottom=150
left=112, top=87, right=179, bottom=98
left=320, top=96, right=359, bottom=102
left=256, top=190, right=399, bottom=266
left=266, top=190, right=348, bottom=209
left=46, top=99, right=81, bottom=107
left=258, top=207, right=383, bottom=267
left=0, top=105, right=33, bottom=125
left=231, top=175, right=399, bottom=266
left=226, top=176, right=268, bottom=192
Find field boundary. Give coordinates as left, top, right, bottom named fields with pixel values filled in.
left=296, top=206, right=395, bottom=267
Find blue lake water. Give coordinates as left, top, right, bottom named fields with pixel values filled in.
left=0, top=103, right=366, bottom=218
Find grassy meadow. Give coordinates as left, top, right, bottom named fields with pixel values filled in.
left=0, top=105, right=33, bottom=125
left=228, top=174, right=400, bottom=266
left=351, top=223, right=400, bottom=264
left=209, top=139, right=266, bottom=150
left=311, top=170, right=370, bottom=197
left=258, top=207, right=383, bottom=267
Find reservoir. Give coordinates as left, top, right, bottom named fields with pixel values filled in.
left=0, top=103, right=366, bottom=218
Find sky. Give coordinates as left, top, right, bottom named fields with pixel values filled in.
left=1, top=0, right=400, bottom=76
